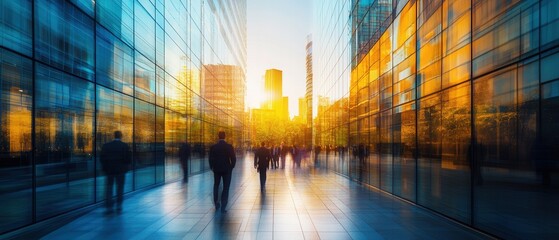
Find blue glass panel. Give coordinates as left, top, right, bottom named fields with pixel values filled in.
left=69, top=0, right=94, bottom=17
left=156, top=25, right=165, bottom=68
left=0, top=48, right=33, bottom=233
left=35, top=0, right=94, bottom=80
left=541, top=52, right=559, bottom=83
left=0, top=0, right=32, bottom=56
left=96, top=0, right=134, bottom=47
left=541, top=0, right=559, bottom=48
left=134, top=99, right=156, bottom=189
left=135, top=1, right=156, bottom=62
left=135, top=52, right=156, bottom=103
left=155, top=106, right=165, bottom=183
left=156, top=66, right=165, bottom=107
left=96, top=25, right=134, bottom=95
left=35, top=63, right=95, bottom=221
left=138, top=0, right=155, bottom=17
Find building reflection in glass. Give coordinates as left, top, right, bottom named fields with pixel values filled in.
left=0, top=0, right=247, bottom=235
left=314, top=0, right=559, bottom=238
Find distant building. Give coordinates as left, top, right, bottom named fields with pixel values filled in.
left=297, top=97, right=307, bottom=124
left=305, top=36, right=313, bottom=147
left=262, top=69, right=288, bottom=121
left=264, top=69, right=282, bottom=106
left=202, top=64, right=246, bottom=147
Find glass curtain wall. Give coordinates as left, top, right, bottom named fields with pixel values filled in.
left=0, top=0, right=246, bottom=235
left=314, top=0, right=559, bottom=238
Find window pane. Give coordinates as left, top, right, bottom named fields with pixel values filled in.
left=380, top=110, right=392, bottom=191
left=69, top=0, right=94, bottom=16
left=0, top=0, right=32, bottom=56
left=473, top=68, right=519, bottom=234
left=156, top=66, right=165, bottom=107
left=156, top=25, right=165, bottom=68
left=538, top=79, right=559, bottom=238
left=134, top=99, right=156, bottom=189
left=393, top=102, right=416, bottom=201
left=441, top=83, right=471, bottom=221
left=541, top=52, right=559, bottom=83
left=135, top=1, right=156, bottom=62
left=368, top=114, right=380, bottom=187
left=35, top=64, right=95, bottom=221
left=473, top=0, right=525, bottom=77
left=418, top=94, right=443, bottom=212
left=155, top=106, right=165, bottom=183
left=35, top=0, right=94, bottom=81
left=96, top=0, right=134, bottom=47
left=541, top=0, right=559, bottom=48
left=165, top=110, right=185, bottom=181
left=135, top=52, right=156, bottom=103
left=0, top=49, right=33, bottom=233
left=96, top=25, right=134, bottom=95
left=521, top=1, right=539, bottom=54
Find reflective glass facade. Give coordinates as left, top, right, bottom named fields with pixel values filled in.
left=0, top=0, right=246, bottom=234
left=314, top=0, right=559, bottom=238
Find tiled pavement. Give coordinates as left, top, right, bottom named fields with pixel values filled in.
left=41, top=154, right=491, bottom=239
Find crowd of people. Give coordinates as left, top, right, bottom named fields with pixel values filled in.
left=99, top=129, right=358, bottom=214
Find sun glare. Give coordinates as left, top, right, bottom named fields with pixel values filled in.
left=246, top=85, right=265, bottom=109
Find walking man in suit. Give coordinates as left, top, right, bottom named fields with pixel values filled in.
left=209, top=131, right=236, bottom=213
left=100, top=130, right=131, bottom=214
left=280, top=142, right=288, bottom=169
left=179, top=141, right=191, bottom=183
left=271, top=144, right=280, bottom=169
left=254, top=142, right=271, bottom=192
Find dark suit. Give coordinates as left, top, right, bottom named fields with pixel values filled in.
left=254, top=147, right=271, bottom=191
left=209, top=140, right=236, bottom=211
left=179, top=143, right=191, bottom=182
left=100, top=139, right=131, bottom=210
left=280, top=146, right=289, bottom=169
left=271, top=146, right=280, bottom=169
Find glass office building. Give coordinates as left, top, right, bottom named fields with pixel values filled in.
left=0, top=0, right=246, bottom=234
left=314, top=0, right=559, bottom=238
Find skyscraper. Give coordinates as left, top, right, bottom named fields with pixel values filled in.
left=264, top=69, right=283, bottom=106
left=262, top=68, right=288, bottom=121
left=298, top=97, right=307, bottom=123
left=305, top=35, right=313, bottom=147
left=202, top=64, right=246, bottom=147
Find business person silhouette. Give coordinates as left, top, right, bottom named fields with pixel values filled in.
left=254, top=142, right=271, bottom=192
left=209, top=131, right=236, bottom=213
left=179, top=141, right=191, bottom=183
left=100, top=130, right=131, bottom=214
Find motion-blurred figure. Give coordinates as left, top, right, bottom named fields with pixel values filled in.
left=100, top=130, right=131, bottom=214
left=254, top=142, right=271, bottom=192
left=179, top=141, right=191, bottom=183
left=209, top=131, right=236, bottom=213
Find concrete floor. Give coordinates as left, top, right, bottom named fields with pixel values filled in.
left=40, top=153, right=491, bottom=240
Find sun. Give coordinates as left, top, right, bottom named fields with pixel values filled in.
left=246, top=80, right=266, bottom=109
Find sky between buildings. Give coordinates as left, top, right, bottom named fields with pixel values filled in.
left=246, top=0, right=312, bottom=118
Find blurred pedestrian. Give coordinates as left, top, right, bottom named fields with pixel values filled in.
left=209, top=131, right=236, bottom=213
left=280, top=142, right=288, bottom=169
left=271, top=144, right=280, bottom=169
left=254, top=142, right=271, bottom=192
left=100, top=130, right=131, bottom=214
left=179, top=141, right=191, bottom=183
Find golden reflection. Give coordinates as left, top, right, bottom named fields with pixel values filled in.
left=6, top=88, right=31, bottom=152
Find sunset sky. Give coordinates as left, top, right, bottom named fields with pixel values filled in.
left=246, top=0, right=312, bottom=118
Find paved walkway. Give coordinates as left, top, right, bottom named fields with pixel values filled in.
left=42, top=154, right=490, bottom=239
